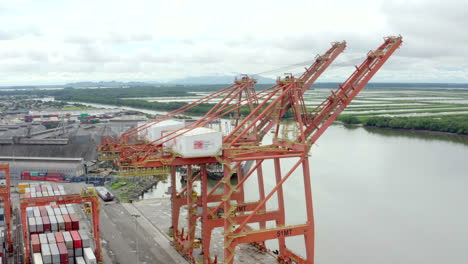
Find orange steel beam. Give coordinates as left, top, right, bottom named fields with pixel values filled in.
left=0, top=164, right=12, bottom=253
left=20, top=194, right=101, bottom=264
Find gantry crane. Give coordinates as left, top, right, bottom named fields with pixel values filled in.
left=20, top=187, right=101, bottom=264
left=0, top=164, right=12, bottom=253
left=114, top=42, right=347, bottom=263
left=215, top=36, right=403, bottom=264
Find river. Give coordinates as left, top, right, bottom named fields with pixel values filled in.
left=144, top=123, right=468, bottom=264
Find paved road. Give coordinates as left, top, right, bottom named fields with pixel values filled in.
left=100, top=202, right=179, bottom=264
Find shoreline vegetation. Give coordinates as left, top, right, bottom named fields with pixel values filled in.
left=337, top=115, right=468, bottom=135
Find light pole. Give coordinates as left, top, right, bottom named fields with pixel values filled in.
left=131, top=214, right=141, bottom=263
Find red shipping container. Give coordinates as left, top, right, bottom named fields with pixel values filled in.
left=49, top=172, right=64, bottom=177
left=69, top=214, right=80, bottom=230
left=70, top=231, right=82, bottom=248
left=30, top=176, right=45, bottom=181
left=42, top=216, right=51, bottom=232
left=45, top=177, right=62, bottom=182
left=30, top=234, right=40, bottom=253
left=63, top=214, right=72, bottom=231
left=21, top=171, right=31, bottom=177
left=55, top=232, right=64, bottom=244
left=39, top=207, right=48, bottom=217
left=57, top=242, right=69, bottom=264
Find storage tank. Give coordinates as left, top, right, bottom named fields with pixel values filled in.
left=167, top=127, right=223, bottom=158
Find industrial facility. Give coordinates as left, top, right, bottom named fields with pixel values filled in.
left=0, top=36, right=403, bottom=264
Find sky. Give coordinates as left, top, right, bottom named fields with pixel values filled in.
left=0, top=0, right=466, bottom=85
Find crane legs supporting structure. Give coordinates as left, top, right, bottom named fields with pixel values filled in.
left=169, top=153, right=316, bottom=264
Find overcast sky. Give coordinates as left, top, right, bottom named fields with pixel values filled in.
left=0, top=0, right=466, bottom=85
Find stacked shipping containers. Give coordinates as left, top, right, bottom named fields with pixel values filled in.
left=30, top=231, right=96, bottom=264
left=20, top=183, right=66, bottom=198
left=21, top=183, right=96, bottom=264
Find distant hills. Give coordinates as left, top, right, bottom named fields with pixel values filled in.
left=64, top=75, right=276, bottom=87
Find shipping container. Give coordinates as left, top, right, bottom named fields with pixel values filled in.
left=54, top=208, right=62, bottom=216
left=41, top=243, right=52, bottom=264
left=33, top=207, right=41, bottom=218
left=69, top=214, right=79, bottom=230
left=56, top=215, right=65, bottom=231
left=32, top=253, right=44, bottom=264
left=65, top=205, right=75, bottom=214
left=70, top=231, right=82, bottom=248
left=62, top=232, right=73, bottom=249
left=40, top=207, right=48, bottom=217
left=55, top=232, right=64, bottom=244
left=50, top=243, right=60, bottom=264
left=75, top=256, right=85, bottom=264
left=36, top=216, right=44, bottom=233
left=46, top=233, right=56, bottom=244
left=29, top=217, right=37, bottom=234
left=83, top=248, right=97, bottom=264
left=57, top=242, right=68, bottom=264
left=27, top=208, right=34, bottom=217
left=60, top=206, right=68, bottom=215
left=50, top=215, right=58, bottom=232
left=78, top=231, right=90, bottom=248
left=63, top=214, right=72, bottom=231
left=166, top=127, right=222, bottom=157
left=42, top=216, right=51, bottom=232
left=74, top=247, right=83, bottom=257
left=31, top=234, right=41, bottom=253
left=39, top=234, right=48, bottom=244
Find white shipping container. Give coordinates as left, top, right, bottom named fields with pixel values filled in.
left=63, top=232, right=73, bottom=249
left=60, top=190, right=66, bottom=195
left=32, top=253, right=44, bottom=264
left=170, top=127, right=222, bottom=157
left=29, top=217, right=37, bottom=233
left=68, top=257, right=75, bottom=264
left=83, top=248, right=97, bottom=264
left=149, top=120, right=185, bottom=143
left=75, top=256, right=86, bottom=264
left=60, top=207, right=68, bottom=215
left=49, top=215, right=58, bottom=232
left=26, top=187, right=31, bottom=193
left=32, top=192, right=37, bottom=198
left=54, top=191, right=61, bottom=196
left=66, top=205, right=75, bottom=214
left=41, top=244, right=52, bottom=264
left=33, top=207, right=41, bottom=217
left=46, top=207, right=55, bottom=216
left=58, top=185, right=64, bottom=191
left=68, top=248, right=74, bottom=257
left=27, top=207, right=34, bottom=217
left=53, top=208, right=61, bottom=216
left=37, top=192, right=42, bottom=198
left=55, top=215, right=65, bottom=230
left=35, top=216, right=44, bottom=233
left=46, top=233, right=56, bottom=244
left=78, top=231, right=90, bottom=248
left=75, top=247, right=83, bottom=257
left=42, top=191, right=48, bottom=197
left=49, top=243, right=60, bottom=264
left=39, top=233, right=48, bottom=244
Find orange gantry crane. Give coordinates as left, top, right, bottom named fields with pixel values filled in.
left=20, top=188, right=101, bottom=264
left=112, top=42, right=348, bottom=263
left=0, top=164, right=12, bottom=253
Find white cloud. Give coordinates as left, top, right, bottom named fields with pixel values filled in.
left=0, top=0, right=465, bottom=85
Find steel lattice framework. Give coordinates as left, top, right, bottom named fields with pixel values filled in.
left=97, top=36, right=402, bottom=264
